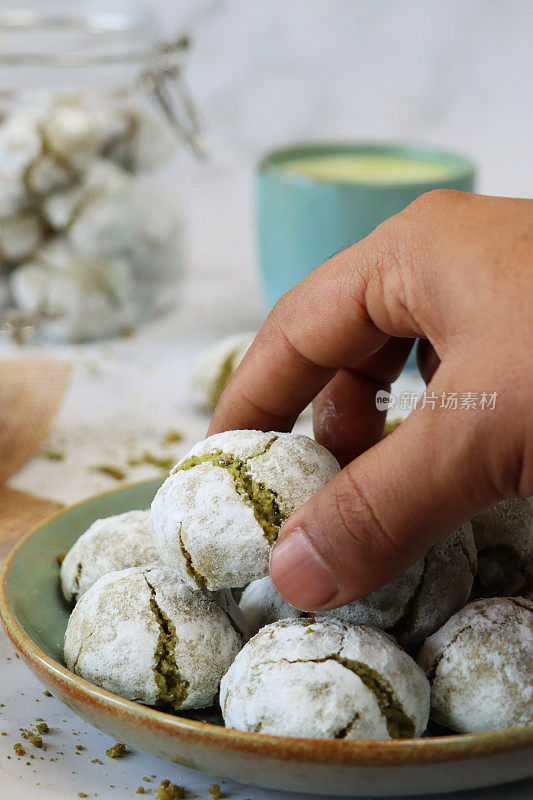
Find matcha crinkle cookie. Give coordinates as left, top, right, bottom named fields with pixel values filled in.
left=60, top=510, right=159, bottom=604
left=220, top=619, right=430, bottom=739
left=418, top=597, right=533, bottom=733
left=319, top=524, right=477, bottom=647
left=64, top=565, right=244, bottom=710
left=190, top=332, right=255, bottom=409
left=239, top=576, right=300, bottom=635
left=240, top=525, right=477, bottom=647
left=470, top=498, right=533, bottom=598
left=151, top=430, right=340, bottom=590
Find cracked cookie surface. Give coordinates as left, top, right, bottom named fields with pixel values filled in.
left=190, top=332, right=255, bottom=410
left=470, top=498, right=533, bottom=598
left=418, top=596, right=533, bottom=733
left=151, top=430, right=340, bottom=589
left=240, top=523, right=476, bottom=647
left=145, top=575, right=190, bottom=710
left=64, top=565, right=243, bottom=710
left=220, top=619, right=429, bottom=739
left=177, top=442, right=284, bottom=545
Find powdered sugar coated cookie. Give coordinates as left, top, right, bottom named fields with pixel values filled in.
left=220, top=618, right=429, bottom=739
left=151, top=430, right=340, bottom=590
left=64, top=565, right=244, bottom=710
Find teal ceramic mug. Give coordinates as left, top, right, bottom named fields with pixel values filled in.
left=257, top=142, right=475, bottom=312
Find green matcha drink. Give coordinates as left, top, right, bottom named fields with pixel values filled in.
left=280, top=154, right=456, bottom=184
left=257, top=143, right=475, bottom=317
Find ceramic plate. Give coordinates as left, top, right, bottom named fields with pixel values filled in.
left=1, top=481, right=532, bottom=797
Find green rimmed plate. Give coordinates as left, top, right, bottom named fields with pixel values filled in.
left=1, top=481, right=532, bottom=797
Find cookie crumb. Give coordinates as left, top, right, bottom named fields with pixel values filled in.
left=162, top=430, right=183, bottom=445
left=208, top=785, right=222, bottom=800
left=92, top=464, right=127, bottom=481
left=106, top=742, right=127, bottom=759
left=43, top=691, right=53, bottom=697
left=156, top=779, right=185, bottom=799
left=142, top=452, right=175, bottom=471
left=21, top=730, right=43, bottom=748
left=42, top=449, right=65, bottom=461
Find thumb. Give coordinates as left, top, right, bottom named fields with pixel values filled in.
left=270, top=367, right=515, bottom=611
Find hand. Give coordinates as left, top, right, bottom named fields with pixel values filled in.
left=208, top=191, right=533, bottom=611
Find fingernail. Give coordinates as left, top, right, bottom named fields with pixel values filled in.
left=270, top=529, right=339, bottom=609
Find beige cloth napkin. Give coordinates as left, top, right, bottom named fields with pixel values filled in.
left=0, top=356, right=71, bottom=552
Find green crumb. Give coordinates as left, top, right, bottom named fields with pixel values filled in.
left=177, top=441, right=284, bottom=545
left=43, top=691, right=53, bottom=697
left=156, top=779, right=185, bottom=800
left=162, top=430, right=183, bottom=445
left=21, top=730, right=43, bottom=748
left=383, top=417, right=403, bottom=437
left=119, top=326, right=135, bottom=339
left=145, top=577, right=189, bottom=709
left=78, top=794, right=88, bottom=798
left=143, top=777, right=150, bottom=782
left=136, top=789, right=145, bottom=795
left=56, top=553, right=66, bottom=566
left=14, top=743, right=25, bottom=756
left=208, top=784, right=222, bottom=799
left=105, top=742, right=127, bottom=759
left=41, top=449, right=65, bottom=461
left=36, top=723, right=49, bottom=734
left=76, top=744, right=84, bottom=750
left=92, top=464, right=127, bottom=481
left=142, top=452, right=176, bottom=471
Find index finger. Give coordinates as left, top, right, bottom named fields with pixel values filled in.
left=208, top=229, right=422, bottom=436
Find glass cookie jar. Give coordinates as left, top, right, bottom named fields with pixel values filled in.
left=0, top=0, right=203, bottom=342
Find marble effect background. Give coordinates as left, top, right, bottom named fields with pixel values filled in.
left=145, top=0, right=532, bottom=332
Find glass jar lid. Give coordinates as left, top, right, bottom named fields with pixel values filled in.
left=0, top=1, right=206, bottom=157
left=0, top=0, right=159, bottom=66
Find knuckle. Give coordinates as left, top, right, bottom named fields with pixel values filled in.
left=408, top=187, right=468, bottom=211
left=359, top=223, right=420, bottom=331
